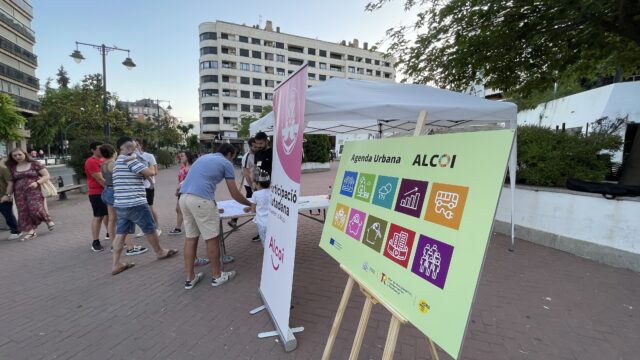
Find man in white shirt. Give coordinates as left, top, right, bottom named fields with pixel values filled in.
left=136, top=141, right=161, bottom=236
left=228, top=138, right=260, bottom=232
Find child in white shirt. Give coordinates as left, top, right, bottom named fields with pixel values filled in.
left=244, top=172, right=271, bottom=246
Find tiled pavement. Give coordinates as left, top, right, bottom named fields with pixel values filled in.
left=0, top=162, right=638, bottom=360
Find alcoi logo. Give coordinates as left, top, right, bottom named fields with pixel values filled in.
left=268, top=236, right=285, bottom=271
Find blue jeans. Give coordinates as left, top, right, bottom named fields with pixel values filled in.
left=101, top=187, right=114, bottom=206
left=0, top=202, right=20, bottom=234
left=115, top=204, right=156, bottom=235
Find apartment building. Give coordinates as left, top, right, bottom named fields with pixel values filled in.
left=198, top=20, right=395, bottom=147
left=0, top=0, right=38, bottom=153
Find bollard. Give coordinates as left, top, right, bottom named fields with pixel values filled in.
left=58, top=176, right=67, bottom=200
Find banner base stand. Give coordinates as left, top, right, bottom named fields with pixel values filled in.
left=250, top=289, right=303, bottom=352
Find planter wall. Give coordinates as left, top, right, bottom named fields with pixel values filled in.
left=301, top=162, right=330, bottom=173
left=494, top=185, right=640, bottom=271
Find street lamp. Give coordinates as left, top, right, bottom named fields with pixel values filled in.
left=70, top=41, right=136, bottom=138
left=144, top=99, right=172, bottom=119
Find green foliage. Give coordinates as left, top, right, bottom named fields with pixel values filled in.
left=368, top=0, right=640, bottom=98
left=56, top=65, right=70, bottom=88
left=0, top=93, right=26, bottom=141
left=67, top=137, right=93, bottom=179
left=516, top=125, right=623, bottom=186
left=302, top=134, right=331, bottom=163
left=155, top=149, right=175, bottom=169
left=186, top=134, right=200, bottom=152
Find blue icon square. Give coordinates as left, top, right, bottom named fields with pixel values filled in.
left=339, top=171, right=358, bottom=197
left=371, top=176, right=399, bottom=209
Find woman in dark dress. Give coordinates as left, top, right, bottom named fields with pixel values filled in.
left=5, top=148, right=55, bottom=240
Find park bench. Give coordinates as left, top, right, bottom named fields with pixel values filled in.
left=57, top=184, right=83, bottom=200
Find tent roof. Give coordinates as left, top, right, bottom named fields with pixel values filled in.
left=250, top=78, right=517, bottom=136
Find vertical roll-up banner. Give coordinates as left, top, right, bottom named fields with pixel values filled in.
left=259, top=64, right=307, bottom=351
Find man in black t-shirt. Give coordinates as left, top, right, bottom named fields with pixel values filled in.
left=253, top=132, right=273, bottom=187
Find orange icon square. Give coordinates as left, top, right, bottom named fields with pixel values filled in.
left=332, top=203, right=350, bottom=232
left=424, top=183, right=469, bottom=230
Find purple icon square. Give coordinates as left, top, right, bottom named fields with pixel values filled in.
left=394, top=179, right=428, bottom=218
left=410, top=235, right=454, bottom=289
left=345, top=208, right=366, bottom=241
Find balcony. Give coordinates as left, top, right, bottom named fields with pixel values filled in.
left=0, top=7, right=35, bottom=42
left=0, top=34, right=37, bottom=66
left=0, top=63, right=38, bottom=89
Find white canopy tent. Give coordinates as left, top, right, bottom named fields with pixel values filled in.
left=251, top=78, right=518, bottom=248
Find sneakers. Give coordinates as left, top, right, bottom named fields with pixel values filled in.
left=211, top=270, right=236, bottom=287
left=104, top=233, right=110, bottom=240
left=91, top=240, right=104, bottom=252
left=168, top=228, right=182, bottom=235
left=125, top=246, right=148, bottom=256
left=156, top=229, right=162, bottom=237
left=194, top=257, right=210, bottom=267
left=8, top=232, right=22, bottom=240
left=251, top=235, right=261, bottom=243
left=227, top=220, right=238, bottom=228
left=135, top=232, right=144, bottom=238
left=184, top=272, right=204, bottom=290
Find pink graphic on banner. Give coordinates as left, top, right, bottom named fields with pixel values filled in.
left=274, top=68, right=307, bottom=183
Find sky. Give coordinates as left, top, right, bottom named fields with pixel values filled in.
left=32, top=0, right=415, bottom=129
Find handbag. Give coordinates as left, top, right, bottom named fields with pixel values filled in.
left=40, top=179, right=58, bottom=198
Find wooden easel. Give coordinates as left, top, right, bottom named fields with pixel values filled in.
left=322, top=112, right=440, bottom=360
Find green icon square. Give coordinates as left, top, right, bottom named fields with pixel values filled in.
left=362, top=215, right=388, bottom=253
left=353, top=173, right=376, bottom=202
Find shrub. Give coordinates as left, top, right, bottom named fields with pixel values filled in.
left=67, top=138, right=94, bottom=179
left=516, top=125, right=622, bottom=186
left=302, top=134, right=331, bottom=163
left=155, top=149, right=175, bottom=169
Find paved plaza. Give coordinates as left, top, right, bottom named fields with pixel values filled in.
left=0, top=162, right=638, bottom=360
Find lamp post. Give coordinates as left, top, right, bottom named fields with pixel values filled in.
left=70, top=41, right=136, bottom=138
left=145, top=99, right=172, bottom=120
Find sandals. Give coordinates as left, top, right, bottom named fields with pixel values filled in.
left=158, top=249, right=179, bottom=260
left=112, top=262, right=135, bottom=275
left=47, top=222, right=55, bottom=231
left=21, top=232, right=37, bottom=241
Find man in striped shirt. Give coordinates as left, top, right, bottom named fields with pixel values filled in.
left=110, top=137, right=178, bottom=275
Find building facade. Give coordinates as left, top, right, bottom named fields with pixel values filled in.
left=198, top=20, right=395, bottom=148
left=0, top=0, right=38, bottom=154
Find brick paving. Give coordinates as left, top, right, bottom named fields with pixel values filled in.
left=0, top=161, right=638, bottom=360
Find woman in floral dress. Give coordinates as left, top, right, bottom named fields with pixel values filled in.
left=5, top=148, right=55, bottom=240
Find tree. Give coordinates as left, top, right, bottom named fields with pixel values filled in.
left=0, top=93, right=26, bottom=141
left=236, top=105, right=272, bottom=138
left=368, top=0, right=640, bottom=99
left=177, top=123, right=194, bottom=147
left=56, top=65, right=70, bottom=88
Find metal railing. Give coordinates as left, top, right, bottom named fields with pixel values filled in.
left=0, top=7, right=35, bottom=42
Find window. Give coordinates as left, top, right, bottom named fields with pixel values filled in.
left=319, top=50, right=327, bottom=57
left=240, top=76, right=250, bottom=85
left=253, top=78, right=262, bottom=86
left=222, top=61, right=236, bottom=69
left=265, top=93, right=273, bottom=100
left=252, top=64, right=261, bottom=72
left=221, top=46, right=235, bottom=55
left=252, top=37, right=261, bottom=45
left=276, top=68, right=285, bottom=76
left=384, top=61, right=391, bottom=67
left=288, top=44, right=304, bottom=53
left=201, top=89, right=219, bottom=97
left=366, top=69, right=373, bottom=75
left=319, top=63, right=327, bottom=69
left=202, top=103, right=219, bottom=111
left=265, top=53, right=274, bottom=61
left=200, top=32, right=217, bottom=41
left=202, top=117, right=219, bottom=124
left=239, top=36, right=248, bottom=43
left=264, top=40, right=275, bottom=47
left=384, top=72, right=392, bottom=78
left=288, top=70, right=294, bottom=75
left=289, top=58, right=303, bottom=66
left=240, top=62, right=250, bottom=71
left=319, top=74, right=326, bottom=81
left=348, top=66, right=355, bottom=73
left=365, top=58, right=372, bottom=64
left=200, top=61, right=218, bottom=70
left=276, top=54, right=285, bottom=62
left=221, top=75, right=230, bottom=83
left=308, top=48, right=316, bottom=55
left=222, top=89, right=230, bottom=96
left=223, top=117, right=234, bottom=125
left=200, top=47, right=217, bottom=55
left=252, top=50, right=261, bottom=59
left=374, top=60, right=380, bottom=65
left=330, top=65, right=342, bottom=72
left=241, top=104, right=250, bottom=112
left=200, top=75, right=218, bottom=83
left=265, top=80, right=275, bottom=87
left=276, top=42, right=285, bottom=49
left=253, top=105, right=263, bottom=113
left=239, top=48, right=249, bottom=57
left=253, top=92, right=262, bottom=100
left=240, top=90, right=250, bottom=98
left=222, top=103, right=237, bottom=111
left=308, top=60, right=316, bottom=68
left=330, top=52, right=343, bottom=60
left=265, top=66, right=274, bottom=74
left=308, top=73, right=316, bottom=80
left=376, top=70, right=381, bottom=76
left=347, top=55, right=354, bottom=61
left=221, top=33, right=229, bottom=40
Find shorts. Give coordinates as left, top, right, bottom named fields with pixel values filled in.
left=145, top=188, right=155, bottom=206
left=179, top=193, right=220, bottom=240
left=101, top=187, right=114, bottom=206
left=89, top=194, right=108, bottom=217
left=115, top=204, right=157, bottom=235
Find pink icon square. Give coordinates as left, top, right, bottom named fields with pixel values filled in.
left=345, top=208, right=366, bottom=241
